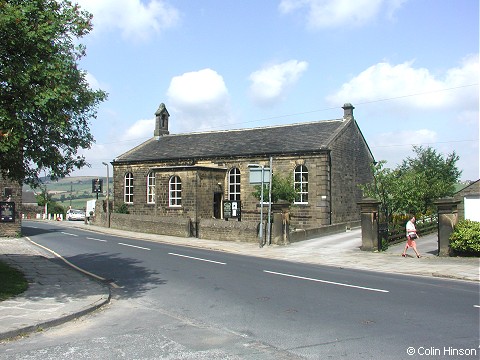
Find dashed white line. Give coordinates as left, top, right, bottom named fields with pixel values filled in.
left=61, top=232, right=78, bottom=237
left=118, top=242, right=151, bottom=251
left=86, top=237, right=107, bottom=242
left=168, top=252, right=226, bottom=265
left=263, top=270, right=389, bottom=293
left=474, top=305, right=480, bottom=308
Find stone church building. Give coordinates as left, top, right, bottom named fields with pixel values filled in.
left=109, top=103, right=374, bottom=241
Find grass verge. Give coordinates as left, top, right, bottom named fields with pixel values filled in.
left=0, top=260, right=28, bottom=301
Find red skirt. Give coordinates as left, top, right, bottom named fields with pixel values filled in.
left=407, top=237, right=417, bottom=248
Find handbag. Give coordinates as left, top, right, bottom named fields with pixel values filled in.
left=409, top=233, right=417, bottom=239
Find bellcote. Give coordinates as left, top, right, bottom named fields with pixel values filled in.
left=342, top=103, right=355, bottom=120
left=154, top=103, right=170, bottom=136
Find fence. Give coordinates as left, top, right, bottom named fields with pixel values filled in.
left=379, top=215, right=438, bottom=247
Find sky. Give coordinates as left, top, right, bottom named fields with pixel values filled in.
left=72, top=0, right=479, bottom=181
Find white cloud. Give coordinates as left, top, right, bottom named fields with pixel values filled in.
left=166, top=69, right=234, bottom=132
left=85, top=72, right=105, bottom=91
left=77, top=0, right=180, bottom=41
left=120, top=119, right=155, bottom=141
left=327, top=55, right=479, bottom=111
left=249, top=60, right=308, bottom=106
left=370, top=129, right=438, bottom=167
left=279, top=0, right=405, bottom=28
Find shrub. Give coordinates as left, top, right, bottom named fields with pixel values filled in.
left=449, top=220, right=480, bottom=256
left=252, top=173, right=296, bottom=204
left=381, top=238, right=389, bottom=251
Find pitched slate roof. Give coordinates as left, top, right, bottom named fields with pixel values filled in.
left=114, top=118, right=350, bottom=163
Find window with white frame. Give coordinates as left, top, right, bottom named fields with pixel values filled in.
left=147, top=171, right=155, bottom=204
left=169, top=175, right=182, bottom=207
left=228, top=167, right=241, bottom=201
left=294, top=165, right=308, bottom=204
left=124, top=172, right=133, bottom=204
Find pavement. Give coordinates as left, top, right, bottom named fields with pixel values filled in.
left=0, top=220, right=478, bottom=341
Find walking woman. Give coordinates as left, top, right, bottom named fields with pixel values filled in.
left=402, top=215, right=421, bottom=258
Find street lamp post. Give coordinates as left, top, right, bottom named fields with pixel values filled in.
left=102, top=162, right=110, bottom=228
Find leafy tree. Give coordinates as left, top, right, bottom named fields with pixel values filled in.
left=253, top=173, right=297, bottom=204
left=398, top=146, right=461, bottom=214
left=359, top=161, right=396, bottom=220
left=360, top=146, right=461, bottom=216
left=35, top=189, right=52, bottom=207
left=0, top=0, right=107, bottom=187
left=35, top=189, right=64, bottom=214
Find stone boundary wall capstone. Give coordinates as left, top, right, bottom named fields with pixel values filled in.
left=289, top=221, right=361, bottom=243
left=92, top=211, right=356, bottom=244
left=104, top=213, right=191, bottom=238
left=198, top=218, right=259, bottom=243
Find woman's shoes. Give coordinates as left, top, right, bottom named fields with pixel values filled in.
left=401, top=252, right=421, bottom=258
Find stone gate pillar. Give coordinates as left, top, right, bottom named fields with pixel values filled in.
left=271, top=201, right=290, bottom=245
left=434, top=197, right=460, bottom=257
left=357, top=198, right=381, bottom=251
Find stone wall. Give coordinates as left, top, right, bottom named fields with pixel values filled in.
left=289, top=221, right=361, bottom=243
left=198, top=218, right=259, bottom=243
left=104, top=212, right=191, bottom=238
left=329, top=120, right=374, bottom=224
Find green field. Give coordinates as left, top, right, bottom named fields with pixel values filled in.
left=24, top=176, right=111, bottom=211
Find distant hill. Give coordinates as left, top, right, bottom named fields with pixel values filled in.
left=23, top=176, right=112, bottom=210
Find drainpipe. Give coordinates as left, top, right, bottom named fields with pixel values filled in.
left=328, top=151, right=332, bottom=225
left=195, top=172, right=199, bottom=237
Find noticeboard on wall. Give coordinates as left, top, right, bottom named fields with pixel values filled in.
left=0, top=202, right=15, bottom=222
left=223, top=200, right=241, bottom=221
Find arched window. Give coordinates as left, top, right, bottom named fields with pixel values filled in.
left=124, top=172, right=134, bottom=204
left=294, top=165, right=308, bottom=204
left=147, top=171, right=155, bottom=204
left=228, top=167, right=241, bottom=201
left=169, top=176, right=182, bottom=207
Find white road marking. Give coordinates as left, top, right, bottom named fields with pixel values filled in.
left=61, top=232, right=78, bottom=237
left=26, top=237, right=121, bottom=288
left=263, top=270, right=389, bottom=293
left=474, top=305, right=480, bottom=308
left=86, top=237, right=107, bottom=242
left=168, top=252, right=226, bottom=265
left=118, top=242, right=151, bottom=251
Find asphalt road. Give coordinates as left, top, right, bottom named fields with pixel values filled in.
left=4, top=221, right=479, bottom=359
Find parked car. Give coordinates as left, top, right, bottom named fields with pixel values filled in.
left=66, top=209, right=86, bottom=221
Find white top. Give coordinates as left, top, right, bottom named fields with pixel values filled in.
left=406, top=220, right=416, bottom=237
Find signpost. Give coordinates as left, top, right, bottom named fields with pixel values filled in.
left=248, top=164, right=271, bottom=247
left=92, top=178, right=103, bottom=199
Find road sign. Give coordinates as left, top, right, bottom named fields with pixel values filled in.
left=249, top=168, right=270, bottom=184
